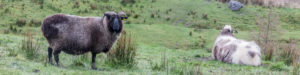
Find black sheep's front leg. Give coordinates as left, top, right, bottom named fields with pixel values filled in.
left=48, top=47, right=54, bottom=65
left=91, top=53, right=97, bottom=70
left=53, top=50, right=61, bottom=67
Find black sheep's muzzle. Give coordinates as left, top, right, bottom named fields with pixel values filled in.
left=112, top=18, right=120, bottom=31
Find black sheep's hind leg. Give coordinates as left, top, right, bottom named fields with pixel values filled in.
left=53, top=50, right=62, bottom=67
left=48, top=47, right=54, bottom=65
left=91, top=53, right=97, bottom=70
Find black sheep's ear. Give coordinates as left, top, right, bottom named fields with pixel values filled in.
left=104, top=12, right=116, bottom=19
left=104, top=13, right=111, bottom=19
left=118, top=12, right=127, bottom=21
left=121, top=17, right=128, bottom=20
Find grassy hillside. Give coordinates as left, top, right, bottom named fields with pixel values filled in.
left=0, top=0, right=300, bottom=74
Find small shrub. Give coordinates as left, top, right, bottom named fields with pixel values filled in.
left=187, top=10, right=196, bottom=16
left=73, top=1, right=80, bottom=8
left=84, top=8, right=89, bottom=13
left=4, top=8, right=10, bottom=13
left=168, top=8, right=172, bottom=12
left=3, top=29, right=9, bottom=34
left=152, top=0, right=156, bottom=3
left=140, top=5, right=144, bottom=8
left=7, top=47, right=17, bottom=57
left=126, top=20, right=131, bottom=24
left=194, top=36, right=206, bottom=48
left=9, top=25, right=17, bottom=33
left=121, top=0, right=136, bottom=6
left=202, top=13, right=208, bottom=20
left=213, top=19, right=217, bottom=24
left=107, top=31, right=137, bottom=68
left=20, top=32, right=41, bottom=60
left=151, top=13, right=155, bottom=18
left=191, top=20, right=211, bottom=29
left=82, top=0, right=89, bottom=4
left=133, top=14, right=139, bottom=19
left=31, top=0, right=44, bottom=9
left=166, top=10, right=169, bottom=15
left=28, top=19, right=41, bottom=27
left=104, top=5, right=113, bottom=10
left=126, top=12, right=132, bottom=17
left=46, top=4, right=61, bottom=12
left=143, top=19, right=146, bottom=23
left=21, top=4, right=25, bottom=10
left=157, top=15, right=161, bottom=18
left=16, top=18, right=26, bottom=27
left=90, top=3, right=97, bottom=10
left=100, top=0, right=109, bottom=3
left=166, top=16, right=171, bottom=21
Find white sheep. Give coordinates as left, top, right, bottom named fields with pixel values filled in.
left=212, top=25, right=261, bottom=66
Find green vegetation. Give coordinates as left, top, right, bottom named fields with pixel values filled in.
left=0, top=0, right=300, bottom=74
left=107, top=31, right=137, bottom=68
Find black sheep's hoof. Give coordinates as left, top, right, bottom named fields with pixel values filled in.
left=91, top=64, right=98, bottom=70
left=56, top=63, right=61, bottom=67
left=92, top=67, right=98, bottom=70
left=49, top=62, right=54, bottom=65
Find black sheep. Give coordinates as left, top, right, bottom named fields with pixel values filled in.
left=41, top=12, right=127, bottom=70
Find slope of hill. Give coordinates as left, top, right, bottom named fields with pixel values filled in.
left=0, top=0, right=299, bottom=74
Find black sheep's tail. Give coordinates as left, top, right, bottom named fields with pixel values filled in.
left=41, top=14, right=69, bottom=39
left=42, top=22, right=58, bottom=39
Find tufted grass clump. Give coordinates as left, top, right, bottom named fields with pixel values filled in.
left=279, top=39, right=299, bottom=65
left=293, top=62, right=300, bottom=75
left=121, top=0, right=136, bottom=6
left=20, top=32, right=42, bottom=60
left=151, top=50, right=168, bottom=71
left=107, top=31, right=137, bottom=68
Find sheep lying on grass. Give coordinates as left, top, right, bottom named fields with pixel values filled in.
left=212, top=25, right=261, bottom=66
left=41, top=11, right=127, bottom=70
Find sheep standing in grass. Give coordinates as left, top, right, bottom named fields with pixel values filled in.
left=212, top=25, right=261, bottom=66
left=41, top=12, right=127, bottom=70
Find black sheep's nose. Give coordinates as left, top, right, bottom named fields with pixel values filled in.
left=113, top=18, right=120, bottom=31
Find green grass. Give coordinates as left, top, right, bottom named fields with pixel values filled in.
left=0, top=0, right=300, bottom=74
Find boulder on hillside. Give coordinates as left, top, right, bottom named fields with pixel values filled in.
left=228, top=0, right=243, bottom=11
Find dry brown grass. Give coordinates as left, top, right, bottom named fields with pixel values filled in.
left=254, top=9, right=280, bottom=60
left=107, top=31, right=137, bottom=68
left=279, top=39, right=299, bottom=65
left=20, top=32, right=42, bottom=60
left=293, top=62, right=300, bottom=75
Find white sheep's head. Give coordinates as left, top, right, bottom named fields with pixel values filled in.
left=220, top=25, right=238, bottom=36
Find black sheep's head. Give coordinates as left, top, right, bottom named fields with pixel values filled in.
left=104, top=11, right=128, bottom=33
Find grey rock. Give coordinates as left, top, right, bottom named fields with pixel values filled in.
left=228, top=0, right=243, bottom=11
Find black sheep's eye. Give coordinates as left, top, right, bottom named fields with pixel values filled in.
left=227, top=30, right=231, bottom=32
